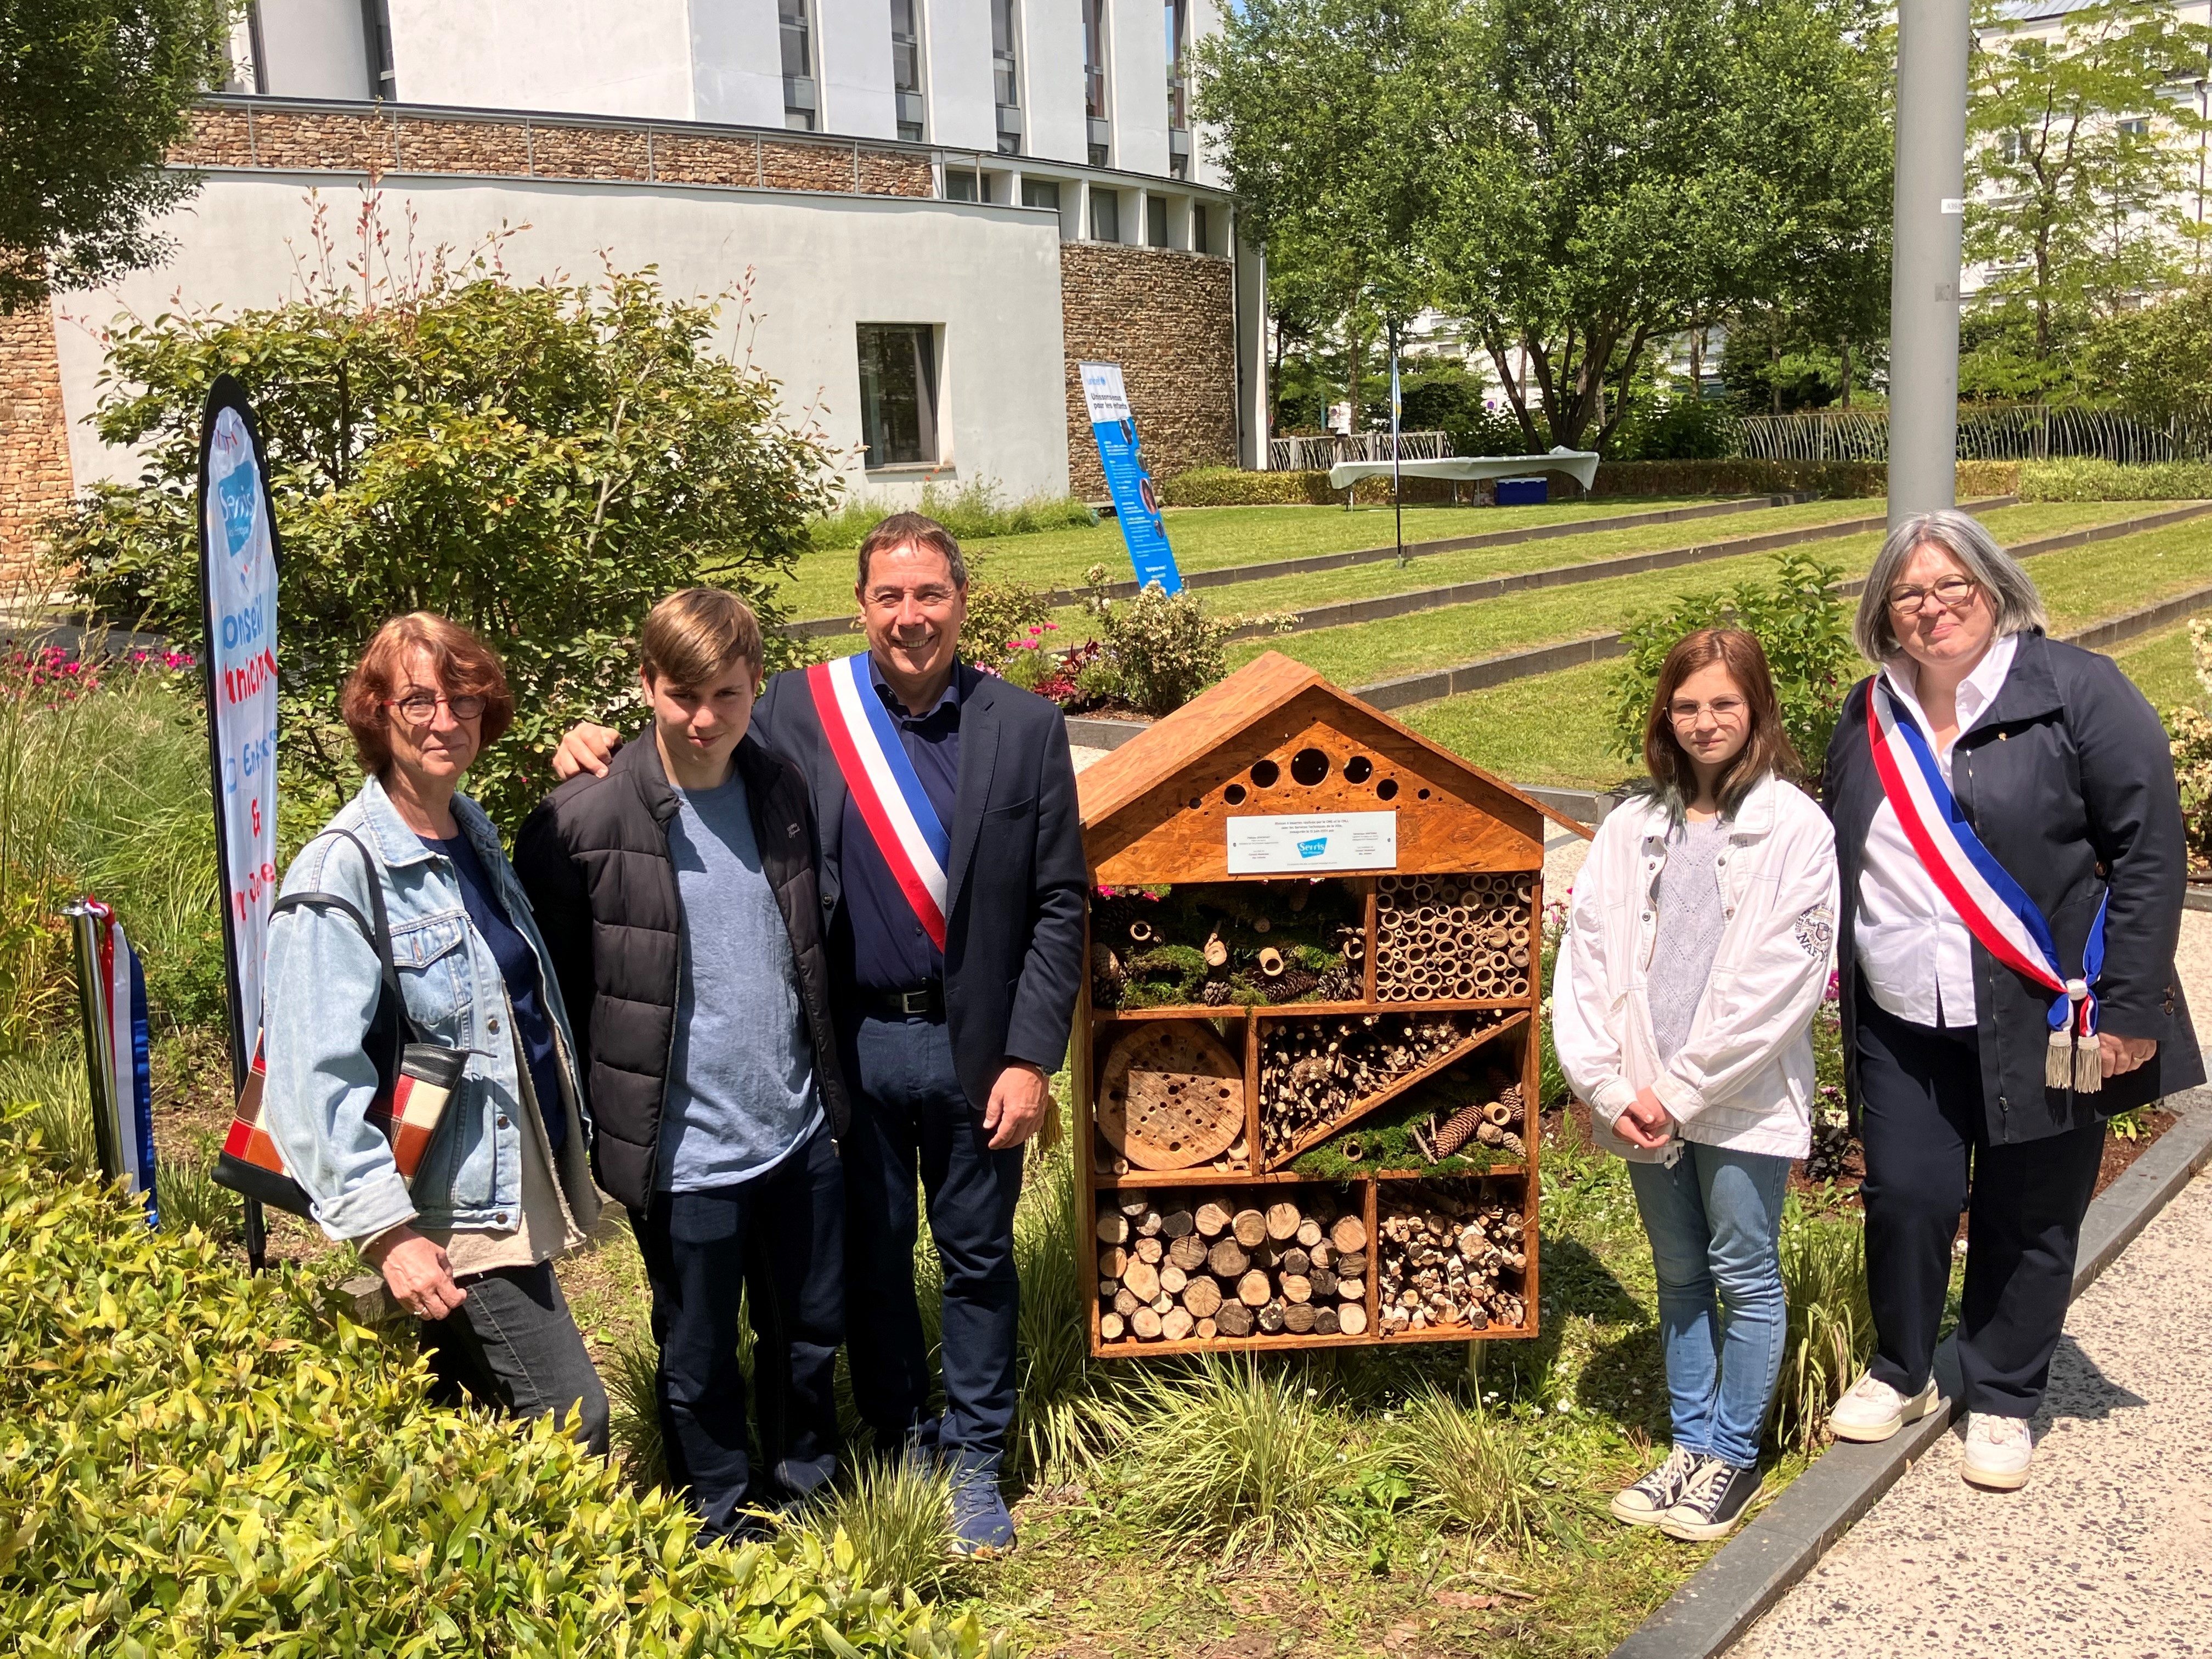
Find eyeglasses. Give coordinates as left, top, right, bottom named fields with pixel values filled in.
left=1885, top=575, right=1979, bottom=617
left=1668, top=696, right=1746, bottom=726
left=386, top=690, right=486, bottom=725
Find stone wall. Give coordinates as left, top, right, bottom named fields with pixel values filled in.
left=1059, top=242, right=1238, bottom=500
left=0, top=305, right=70, bottom=592
left=167, top=105, right=936, bottom=197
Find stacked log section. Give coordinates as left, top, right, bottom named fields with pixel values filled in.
left=1097, top=1190, right=1370, bottom=1342
left=1375, top=1182, right=1530, bottom=1335
left=1259, top=1011, right=1499, bottom=1158
left=1373, top=873, right=1534, bottom=1003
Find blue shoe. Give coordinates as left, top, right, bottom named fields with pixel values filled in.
left=948, top=1455, right=1015, bottom=1554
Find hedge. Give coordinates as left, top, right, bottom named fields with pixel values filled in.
left=0, top=1120, right=1007, bottom=1659
left=2017, top=458, right=2212, bottom=501
left=1162, top=459, right=2028, bottom=507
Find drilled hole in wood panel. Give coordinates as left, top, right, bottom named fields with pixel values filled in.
left=1290, top=748, right=1331, bottom=786
left=1189, top=797, right=1203, bottom=809
left=1251, top=759, right=1280, bottom=788
left=1224, top=783, right=1248, bottom=805
left=1418, top=788, right=1431, bottom=799
left=1343, top=755, right=1374, bottom=783
left=1377, top=778, right=1400, bottom=801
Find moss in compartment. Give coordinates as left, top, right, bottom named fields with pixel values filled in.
left=1288, top=1058, right=1519, bottom=1178
left=1114, top=944, right=1209, bottom=1007
left=1093, top=882, right=1363, bottom=1009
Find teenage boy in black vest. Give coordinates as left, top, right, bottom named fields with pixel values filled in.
left=553, top=515, right=1086, bottom=1551
left=517, top=588, right=849, bottom=1540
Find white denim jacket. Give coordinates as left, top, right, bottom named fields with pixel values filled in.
left=1553, top=772, right=1838, bottom=1161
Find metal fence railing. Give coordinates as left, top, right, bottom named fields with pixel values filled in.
left=1267, top=431, right=1453, bottom=471
left=1730, top=404, right=2212, bottom=466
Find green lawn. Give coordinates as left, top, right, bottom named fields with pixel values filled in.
left=1227, top=502, right=2155, bottom=691
left=772, top=496, right=1768, bottom=620
left=2115, top=622, right=2209, bottom=712
left=1398, top=517, right=2212, bottom=793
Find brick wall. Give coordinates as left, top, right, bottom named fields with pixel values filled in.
left=1059, top=242, right=1237, bottom=499
left=168, top=105, right=935, bottom=198
left=0, top=305, right=71, bottom=592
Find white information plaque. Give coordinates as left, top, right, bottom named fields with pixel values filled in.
left=1225, top=811, right=1398, bottom=874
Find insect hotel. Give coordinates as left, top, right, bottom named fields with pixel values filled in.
left=1075, top=652, right=1582, bottom=1356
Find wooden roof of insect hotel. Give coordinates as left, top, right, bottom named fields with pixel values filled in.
left=1076, top=652, right=1590, bottom=885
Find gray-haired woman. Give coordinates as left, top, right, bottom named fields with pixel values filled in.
left=1820, top=509, right=2200, bottom=1489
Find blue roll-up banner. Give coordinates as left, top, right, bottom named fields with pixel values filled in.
left=1079, top=361, right=1182, bottom=595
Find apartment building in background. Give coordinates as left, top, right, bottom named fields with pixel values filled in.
left=0, top=0, right=1267, bottom=585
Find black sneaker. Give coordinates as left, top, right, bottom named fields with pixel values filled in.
left=1657, top=1455, right=1763, bottom=1541
left=1609, top=1442, right=1701, bottom=1527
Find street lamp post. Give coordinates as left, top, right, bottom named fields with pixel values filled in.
left=1888, top=0, right=1973, bottom=528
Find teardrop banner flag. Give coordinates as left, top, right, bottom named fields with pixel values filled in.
left=198, top=375, right=280, bottom=1268
left=1079, top=360, right=1183, bottom=595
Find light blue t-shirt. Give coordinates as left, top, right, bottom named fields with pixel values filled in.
left=657, top=771, right=822, bottom=1192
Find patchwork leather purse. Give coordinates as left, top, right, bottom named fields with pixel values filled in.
left=213, top=830, right=471, bottom=1217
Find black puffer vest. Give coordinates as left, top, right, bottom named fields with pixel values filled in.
left=513, top=731, right=849, bottom=1211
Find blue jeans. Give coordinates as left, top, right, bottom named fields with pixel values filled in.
left=840, top=1012, right=1024, bottom=1469
left=1626, top=1142, right=1792, bottom=1471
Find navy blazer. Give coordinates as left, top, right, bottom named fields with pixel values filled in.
left=752, top=657, right=1089, bottom=1108
left=1824, top=630, right=2203, bottom=1143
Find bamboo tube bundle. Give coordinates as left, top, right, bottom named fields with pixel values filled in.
left=1373, top=872, right=1536, bottom=1002
left=1374, top=1182, right=1530, bottom=1335
left=1258, top=1011, right=1496, bottom=1156
left=1097, top=1192, right=1370, bottom=1341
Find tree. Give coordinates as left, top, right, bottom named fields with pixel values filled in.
left=47, top=204, right=840, bottom=826
left=0, top=0, right=234, bottom=312
left=1964, top=0, right=2212, bottom=393
left=2081, top=275, right=2212, bottom=424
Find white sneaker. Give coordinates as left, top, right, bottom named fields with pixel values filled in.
left=1830, top=1373, right=1942, bottom=1443
left=1961, top=1413, right=2034, bottom=1490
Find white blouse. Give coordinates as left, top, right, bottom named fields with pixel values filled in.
left=1854, top=631, right=2019, bottom=1028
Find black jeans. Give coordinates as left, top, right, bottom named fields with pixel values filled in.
left=1855, top=993, right=2106, bottom=1419
left=631, top=1120, right=844, bottom=1537
left=840, top=1011, right=1024, bottom=1470
left=420, top=1262, right=610, bottom=1454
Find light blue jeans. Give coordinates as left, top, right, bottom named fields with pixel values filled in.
left=1626, top=1143, right=1792, bottom=1471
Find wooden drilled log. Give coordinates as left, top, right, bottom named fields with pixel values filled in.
left=1237, top=1269, right=1272, bottom=1307
left=1197, top=1316, right=1218, bottom=1339
left=1265, top=1201, right=1301, bottom=1242
left=1283, top=1302, right=1317, bottom=1334
left=1279, top=1274, right=1312, bottom=1305
left=1135, top=1236, right=1165, bottom=1265
left=1099, top=1246, right=1128, bottom=1279
left=1122, top=1259, right=1161, bottom=1302
left=1232, top=1209, right=1267, bottom=1248
left=1295, top=1218, right=1324, bottom=1249
left=1338, top=1304, right=1369, bottom=1336
left=1097, top=1214, right=1130, bottom=1245
left=1337, top=1278, right=1364, bottom=1302
left=1160, top=1265, right=1188, bottom=1296
left=1161, top=1307, right=1195, bottom=1342
left=1131, top=1306, right=1164, bottom=1340
left=1167, top=1233, right=1209, bottom=1272
left=1330, top=1215, right=1368, bottom=1254
left=1195, top=1200, right=1232, bottom=1238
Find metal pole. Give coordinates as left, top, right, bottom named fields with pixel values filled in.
left=1390, top=319, right=1405, bottom=567
left=65, top=901, right=121, bottom=1183
left=1888, top=0, right=1972, bottom=528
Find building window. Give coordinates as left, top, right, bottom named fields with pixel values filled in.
left=857, top=325, right=939, bottom=467
left=1084, top=0, right=1110, bottom=166
left=1165, top=0, right=1189, bottom=177
left=1090, top=188, right=1120, bottom=243
left=1146, top=195, right=1169, bottom=247
left=1192, top=202, right=1209, bottom=255
left=1022, top=178, right=1060, bottom=211
left=992, top=0, right=1023, bottom=156
left=891, top=0, right=924, bottom=141
left=363, top=0, right=397, bottom=99
left=944, top=168, right=991, bottom=202
left=781, top=0, right=817, bottom=132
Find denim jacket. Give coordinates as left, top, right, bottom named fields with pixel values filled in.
left=261, top=774, right=591, bottom=1242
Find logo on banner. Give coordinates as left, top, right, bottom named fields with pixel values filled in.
left=1077, top=360, right=1183, bottom=596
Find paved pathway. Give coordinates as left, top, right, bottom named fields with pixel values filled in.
left=1735, top=907, right=2212, bottom=1659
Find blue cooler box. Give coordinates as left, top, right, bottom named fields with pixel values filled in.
left=1496, top=476, right=1548, bottom=505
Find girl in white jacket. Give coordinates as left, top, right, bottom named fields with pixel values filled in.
left=1555, top=627, right=1838, bottom=1542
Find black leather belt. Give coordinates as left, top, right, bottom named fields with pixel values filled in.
left=864, top=981, right=945, bottom=1020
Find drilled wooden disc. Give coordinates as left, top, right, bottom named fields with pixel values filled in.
left=1098, top=1021, right=1246, bottom=1170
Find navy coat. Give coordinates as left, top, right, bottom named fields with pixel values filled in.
left=1824, top=630, right=2203, bottom=1144
left=752, top=657, right=1089, bottom=1109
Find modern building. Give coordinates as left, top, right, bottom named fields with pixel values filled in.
left=0, top=1, right=1267, bottom=585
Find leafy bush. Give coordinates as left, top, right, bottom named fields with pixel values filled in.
left=962, top=577, right=1062, bottom=682
left=1605, top=397, right=1736, bottom=462
left=811, top=479, right=1096, bottom=548
left=1610, top=550, right=1859, bottom=783
left=1075, top=568, right=1232, bottom=716
left=1161, top=467, right=1339, bottom=506
left=0, top=1113, right=1006, bottom=1657
left=2018, top=458, right=2212, bottom=502
left=48, top=205, right=840, bottom=828
left=1770, top=1201, right=1874, bottom=1454
left=2163, top=619, right=2212, bottom=868
left=1588, top=460, right=1888, bottom=499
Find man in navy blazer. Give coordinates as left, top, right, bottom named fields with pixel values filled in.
left=555, top=514, right=1086, bottom=1550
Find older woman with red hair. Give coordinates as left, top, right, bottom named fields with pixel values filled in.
left=261, top=613, right=607, bottom=1452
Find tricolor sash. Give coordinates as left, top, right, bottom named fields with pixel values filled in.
left=807, top=652, right=950, bottom=950
left=1866, top=678, right=2108, bottom=1092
